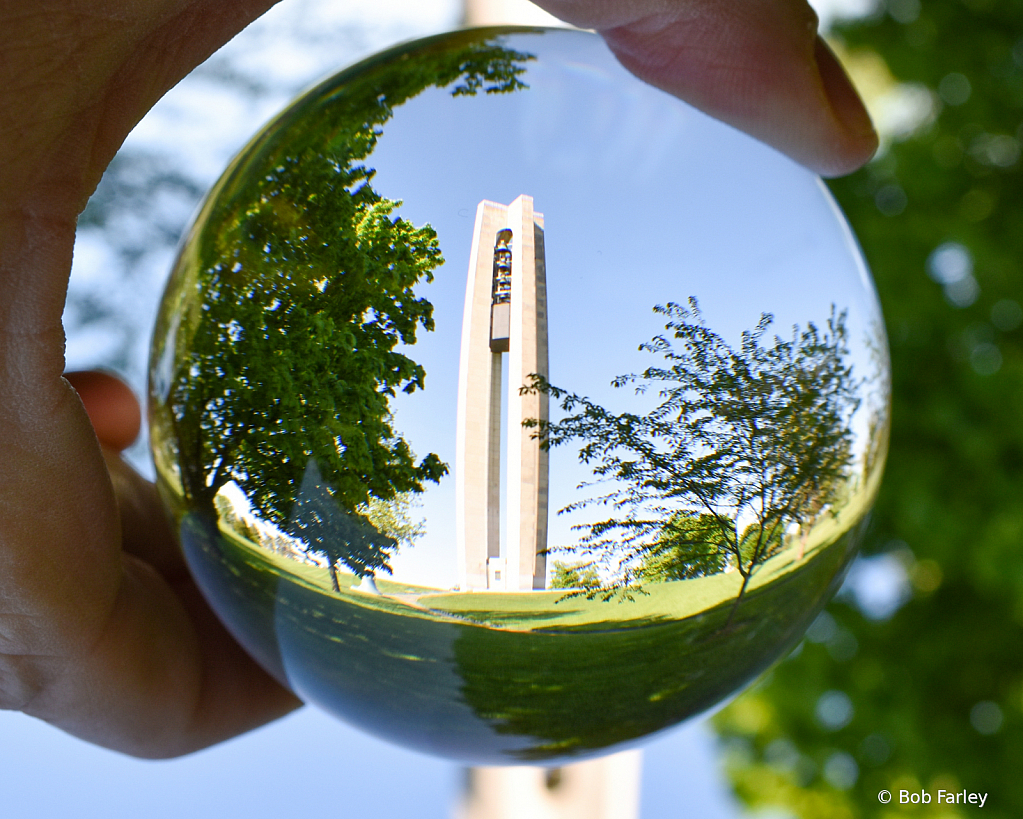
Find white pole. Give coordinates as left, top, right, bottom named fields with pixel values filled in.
left=462, top=0, right=569, bottom=28
left=454, top=4, right=641, bottom=817
left=454, top=750, right=643, bottom=819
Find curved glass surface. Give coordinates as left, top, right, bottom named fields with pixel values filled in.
left=149, top=27, right=890, bottom=763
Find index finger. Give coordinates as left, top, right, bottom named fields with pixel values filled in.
left=538, top=0, right=878, bottom=176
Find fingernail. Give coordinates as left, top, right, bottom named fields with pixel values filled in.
left=814, top=37, right=879, bottom=166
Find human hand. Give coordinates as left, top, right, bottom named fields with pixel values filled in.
left=0, top=1, right=304, bottom=758
left=0, top=0, right=874, bottom=758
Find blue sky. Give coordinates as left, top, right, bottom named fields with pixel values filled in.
left=358, top=30, right=886, bottom=589
left=1, top=704, right=741, bottom=818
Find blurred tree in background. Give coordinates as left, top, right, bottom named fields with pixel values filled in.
left=714, top=2, right=1023, bottom=816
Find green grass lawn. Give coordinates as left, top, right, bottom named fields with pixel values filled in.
left=175, top=499, right=864, bottom=763
left=212, top=487, right=868, bottom=635
left=190, top=450, right=882, bottom=638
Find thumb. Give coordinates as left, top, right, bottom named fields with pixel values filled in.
left=64, top=370, right=142, bottom=452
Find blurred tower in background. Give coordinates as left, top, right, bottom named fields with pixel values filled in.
left=462, top=0, right=565, bottom=26
left=454, top=751, right=643, bottom=819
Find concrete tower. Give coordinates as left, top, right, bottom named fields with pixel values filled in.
left=455, top=195, right=549, bottom=591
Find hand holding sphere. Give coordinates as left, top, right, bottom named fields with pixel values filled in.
left=0, top=0, right=877, bottom=758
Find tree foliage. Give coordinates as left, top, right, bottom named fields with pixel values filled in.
left=285, top=461, right=398, bottom=590
left=714, top=5, right=1023, bottom=817
left=361, top=490, right=426, bottom=551
left=638, top=513, right=735, bottom=582
left=524, top=299, right=860, bottom=609
left=158, top=34, right=534, bottom=531
left=549, top=560, right=601, bottom=590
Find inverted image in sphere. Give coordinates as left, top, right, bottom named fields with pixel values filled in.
left=149, top=27, right=890, bottom=764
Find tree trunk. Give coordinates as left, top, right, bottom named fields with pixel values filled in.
left=328, top=562, right=341, bottom=593
left=188, top=486, right=220, bottom=532
left=723, top=569, right=753, bottom=630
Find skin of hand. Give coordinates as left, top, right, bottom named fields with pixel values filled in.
left=0, top=0, right=876, bottom=758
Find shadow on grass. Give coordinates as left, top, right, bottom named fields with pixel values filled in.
left=453, top=527, right=862, bottom=761
left=423, top=606, right=582, bottom=628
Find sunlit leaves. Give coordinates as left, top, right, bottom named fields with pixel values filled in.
left=162, top=34, right=534, bottom=527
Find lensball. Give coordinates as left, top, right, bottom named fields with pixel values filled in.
left=149, top=27, right=890, bottom=764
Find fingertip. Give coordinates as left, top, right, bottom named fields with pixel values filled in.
left=813, top=37, right=878, bottom=177
left=65, top=370, right=142, bottom=451
left=597, top=6, right=878, bottom=179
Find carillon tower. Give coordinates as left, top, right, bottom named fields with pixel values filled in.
left=455, top=195, right=549, bottom=591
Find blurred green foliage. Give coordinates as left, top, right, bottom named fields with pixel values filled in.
left=713, top=2, right=1023, bottom=816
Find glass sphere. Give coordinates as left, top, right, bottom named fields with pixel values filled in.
left=149, top=27, right=890, bottom=764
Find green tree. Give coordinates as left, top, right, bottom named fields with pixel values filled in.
left=153, top=33, right=534, bottom=528
left=361, top=490, right=426, bottom=551
left=550, top=560, right=601, bottom=590
left=637, top=512, right=730, bottom=581
left=714, top=4, right=1023, bottom=817
left=525, top=299, right=860, bottom=616
left=285, top=461, right=398, bottom=591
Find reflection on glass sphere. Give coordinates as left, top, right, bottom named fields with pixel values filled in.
left=148, top=27, right=890, bottom=764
